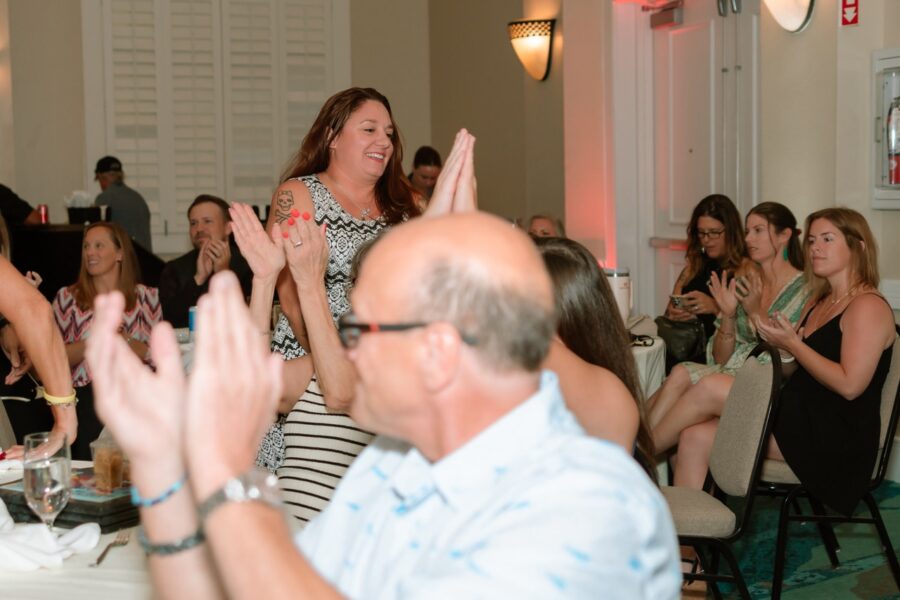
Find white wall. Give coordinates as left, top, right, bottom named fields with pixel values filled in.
left=350, top=0, right=432, bottom=174
left=7, top=0, right=85, bottom=222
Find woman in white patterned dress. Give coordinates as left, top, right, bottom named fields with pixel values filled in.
left=253, top=87, right=475, bottom=524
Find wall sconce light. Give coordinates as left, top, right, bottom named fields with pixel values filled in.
left=507, top=19, right=556, bottom=81
left=763, top=0, right=815, bottom=33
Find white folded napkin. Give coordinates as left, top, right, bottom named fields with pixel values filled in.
left=0, top=498, right=100, bottom=571
left=0, top=459, right=23, bottom=472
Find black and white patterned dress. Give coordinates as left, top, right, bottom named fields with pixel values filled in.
left=258, top=175, right=385, bottom=524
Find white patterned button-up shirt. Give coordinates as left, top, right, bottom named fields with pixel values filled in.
left=296, top=372, right=681, bottom=599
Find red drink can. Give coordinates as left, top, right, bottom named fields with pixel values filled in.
left=37, top=204, right=49, bottom=224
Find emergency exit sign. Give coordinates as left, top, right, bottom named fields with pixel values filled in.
left=841, top=0, right=859, bottom=26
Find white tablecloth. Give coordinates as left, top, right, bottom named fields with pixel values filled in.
left=0, top=526, right=151, bottom=599
left=632, top=336, right=666, bottom=399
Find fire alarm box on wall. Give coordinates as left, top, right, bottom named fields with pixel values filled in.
left=874, top=48, right=900, bottom=209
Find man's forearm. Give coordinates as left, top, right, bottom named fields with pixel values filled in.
left=204, top=502, right=340, bottom=600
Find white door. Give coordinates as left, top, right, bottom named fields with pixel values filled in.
left=649, top=0, right=759, bottom=314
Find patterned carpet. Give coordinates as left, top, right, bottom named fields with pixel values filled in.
left=688, top=481, right=900, bottom=599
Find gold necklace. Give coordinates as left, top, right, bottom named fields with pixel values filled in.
left=810, top=286, right=859, bottom=332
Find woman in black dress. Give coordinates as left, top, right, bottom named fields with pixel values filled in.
left=757, top=207, right=895, bottom=515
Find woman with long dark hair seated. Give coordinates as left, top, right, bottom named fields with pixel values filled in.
left=755, top=208, right=895, bottom=515
left=661, top=194, right=746, bottom=369
left=536, top=237, right=656, bottom=480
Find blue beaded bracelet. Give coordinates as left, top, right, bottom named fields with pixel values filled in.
left=130, top=474, right=187, bottom=508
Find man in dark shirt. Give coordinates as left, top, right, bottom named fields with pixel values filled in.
left=94, top=156, right=153, bottom=251
left=0, top=184, right=40, bottom=225
left=158, top=194, right=253, bottom=328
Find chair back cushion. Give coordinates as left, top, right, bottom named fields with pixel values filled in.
left=709, top=356, right=774, bottom=497
left=877, top=333, right=900, bottom=450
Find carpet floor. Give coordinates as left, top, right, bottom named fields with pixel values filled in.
left=682, top=481, right=900, bottom=599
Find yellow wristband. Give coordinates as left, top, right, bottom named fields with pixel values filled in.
left=37, top=386, right=78, bottom=405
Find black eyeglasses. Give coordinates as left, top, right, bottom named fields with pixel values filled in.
left=697, top=229, right=725, bottom=240
left=337, top=313, right=478, bottom=349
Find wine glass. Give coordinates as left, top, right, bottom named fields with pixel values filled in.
left=23, top=431, right=71, bottom=533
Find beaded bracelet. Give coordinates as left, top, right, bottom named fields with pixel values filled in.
left=137, top=525, right=205, bottom=556
left=131, top=474, right=187, bottom=508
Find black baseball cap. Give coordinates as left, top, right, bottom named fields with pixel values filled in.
left=95, top=156, right=123, bottom=174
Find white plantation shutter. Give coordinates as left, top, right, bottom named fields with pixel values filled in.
left=84, top=0, right=345, bottom=253
left=222, top=0, right=278, bottom=206
left=167, top=0, right=223, bottom=236
left=105, top=0, right=162, bottom=237
left=281, top=0, right=331, bottom=171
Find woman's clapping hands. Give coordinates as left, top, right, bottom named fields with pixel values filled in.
left=229, top=203, right=285, bottom=282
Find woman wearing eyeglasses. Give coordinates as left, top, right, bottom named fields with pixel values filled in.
left=664, top=195, right=746, bottom=355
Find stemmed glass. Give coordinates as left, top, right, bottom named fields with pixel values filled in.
left=23, top=431, right=71, bottom=533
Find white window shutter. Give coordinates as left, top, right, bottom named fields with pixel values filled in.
left=87, top=0, right=341, bottom=253
left=106, top=0, right=162, bottom=234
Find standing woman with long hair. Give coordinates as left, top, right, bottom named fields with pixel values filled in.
left=257, top=86, right=474, bottom=523
left=647, top=202, right=809, bottom=488
left=663, top=194, right=746, bottom=366
left=536, top=237, right=656, bottom=481
left=52, top=222, right=160, bottom=457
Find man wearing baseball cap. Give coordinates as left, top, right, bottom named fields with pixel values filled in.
left=94, top=155, right=152, bottom=251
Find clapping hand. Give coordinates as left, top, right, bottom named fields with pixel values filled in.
left=0, top=324, right=32, bottom=385
left=86, top=291, right=187, bottom=466
left=425, top=129, right=477, bottom=216
left=735, top=270, right=763, bottom=317
left=229, top=203, right=285, bottom=283
left=681, top=290, right=718, bottom=316
left=24, top=271, right=42, bottom=289
left=206, top=239, right=231, bottom=274
left=281, top=209, right=329, bottom=292
left=195, top=242, right=214, bottom=286
left=709, top=271, right=739, bottom=318
left=184, top=272, right=283, bottom=497
left=753, top=311, right=801, bottom=352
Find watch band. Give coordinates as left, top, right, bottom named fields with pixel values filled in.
left=197, top=469, right=282, bottom=522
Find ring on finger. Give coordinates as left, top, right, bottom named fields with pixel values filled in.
left=293, top=240, right=303, bottom=248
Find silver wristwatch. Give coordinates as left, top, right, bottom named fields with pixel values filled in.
left=198, top=468, right=283, bottom=521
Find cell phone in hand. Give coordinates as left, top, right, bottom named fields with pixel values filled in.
left=670, top=295, right=686, bottom=308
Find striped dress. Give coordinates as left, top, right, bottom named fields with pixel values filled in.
left=267, top=174, right=382, bottom=525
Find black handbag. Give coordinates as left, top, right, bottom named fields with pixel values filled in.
left=654, top=315, right=706, bottom=367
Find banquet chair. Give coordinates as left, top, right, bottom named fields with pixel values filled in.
left=759, top=328, right=900, bottom=600
left=661, top=343, right=782, bottom=599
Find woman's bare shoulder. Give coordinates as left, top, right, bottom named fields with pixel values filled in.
left=842, top=291, right=895, bottom=345
left=269, top=178, right=314, bottom=225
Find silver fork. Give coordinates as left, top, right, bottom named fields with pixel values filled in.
left=90, top=528, right=131, bottom=567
